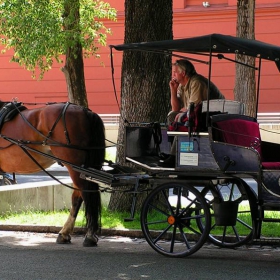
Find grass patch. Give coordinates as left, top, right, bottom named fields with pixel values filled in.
left=0, top=207, right=141, bottom=230
left=105, top=146, right=116, bottom=162
left=1, top=206, right=280, bottom=238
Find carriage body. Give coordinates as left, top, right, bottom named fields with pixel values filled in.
left=121, top=108, right=280, bottom=255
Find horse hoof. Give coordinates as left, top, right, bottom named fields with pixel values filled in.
left=56, top=233, right=71, bottom=244
left=83, top=236, right=98, bottom=247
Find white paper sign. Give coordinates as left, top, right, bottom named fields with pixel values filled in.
left=180, top=153, right=198, bottom=166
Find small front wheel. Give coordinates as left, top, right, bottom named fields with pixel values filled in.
left=141, top=182, right=211, bottom=258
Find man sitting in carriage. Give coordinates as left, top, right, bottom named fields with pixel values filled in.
left=159, top=59, right=225, bottom=167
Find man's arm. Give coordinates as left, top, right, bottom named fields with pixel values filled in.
left=170, top=79, right=181, bottom=111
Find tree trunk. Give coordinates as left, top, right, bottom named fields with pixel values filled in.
left=62, top=0, right=88, bottom=107
left=234, top=0, right=256, bottom=117
left=108, top=0, right=173, bottom=212
left=63, top=43, right=88, bottom=107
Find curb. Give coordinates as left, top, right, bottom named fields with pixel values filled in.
left=2, top=225, right=280, bottom=247
left=0, top=224, right=144, bottom=239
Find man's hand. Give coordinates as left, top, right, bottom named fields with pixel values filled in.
left=169, top=78, right=179, bottom=93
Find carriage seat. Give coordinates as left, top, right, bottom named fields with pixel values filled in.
left=167, top=102, right=205, bottom=133
left=211, top=114, right=280, bottom=170
left=168, top=99, right=245, bottom=133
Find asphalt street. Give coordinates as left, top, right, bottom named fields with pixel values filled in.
left=1, top=231, right=280, bottom=280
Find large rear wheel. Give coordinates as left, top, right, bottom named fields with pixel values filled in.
left=200, top=179, right=254, bottom=248
left=141, top=182, right=211, bottom=258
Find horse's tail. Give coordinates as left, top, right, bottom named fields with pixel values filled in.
left=82, top=110, right=105, bottom=232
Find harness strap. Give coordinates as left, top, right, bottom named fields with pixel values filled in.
left=43, top=102, right=71, bottom=145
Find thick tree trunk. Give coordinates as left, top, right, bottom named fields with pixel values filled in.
left=62, top=43, right=88, bottom=107
left=234, top=0, right=256, bottom=117
left=108, top=0, right=173, bottom=212
left=62, top=0, right=88, bottom=107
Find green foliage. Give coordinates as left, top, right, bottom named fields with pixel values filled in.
left=105, top=146, right=116, bottom=162
left=0, top=0, right=117, bottom=78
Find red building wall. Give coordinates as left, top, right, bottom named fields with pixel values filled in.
left=0, top=0, right=279, bottom=114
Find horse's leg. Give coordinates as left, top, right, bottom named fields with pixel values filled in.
left=81, top=180, right=101, bottom=247
left=83, top=228, right=99, bottom=247
left=56, top=189, right=83, bottom=244
left=56, top=169, right=101, bottom=247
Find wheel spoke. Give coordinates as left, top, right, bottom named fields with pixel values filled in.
left=153, top=224, right=173, bottom=244
left=161, top=188, right=175, bottom=214
left=175, top=187, right=182, bottom=215
left=169, top=224, right=178, bottom=253
left=146, top=202, right=170, bottom=218
left=178, top=223, right=191, bottom=249
left=221, top=226, right=227, bottom=243
left=236, top=217, right=253, bottom=230
left=178, top=197, right=199, bottom=218
left=232, top=226, right=241, bottom=242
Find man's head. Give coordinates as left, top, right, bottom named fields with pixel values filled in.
left=174, top=59, right=196, bottom=76
left=172, top=59, right=196, bottom=85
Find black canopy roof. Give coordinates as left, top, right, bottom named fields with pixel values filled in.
left=111, top=33, right=280, bottom=71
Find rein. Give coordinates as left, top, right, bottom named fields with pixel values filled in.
left=3, top=134, right=142, bottom=194
left=1, top=133, right=103, bottom=193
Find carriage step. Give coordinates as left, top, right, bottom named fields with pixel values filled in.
left=73, top=165, right=151, bottom=186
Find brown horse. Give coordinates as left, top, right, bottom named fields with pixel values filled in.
left=0, top=101, right=105, bottom=246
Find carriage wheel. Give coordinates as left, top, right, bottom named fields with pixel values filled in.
left=140, top=182, right=211, bottom=258
left=199, top=179, right=254, bottom=248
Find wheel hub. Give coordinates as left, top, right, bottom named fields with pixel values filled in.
left=167, top=215, right=176, bottom=225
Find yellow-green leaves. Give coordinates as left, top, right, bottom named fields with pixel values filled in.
left=0, top=0, right=117, bottom=78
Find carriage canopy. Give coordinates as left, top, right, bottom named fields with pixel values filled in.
left=110, top=33, right=280, bottom=71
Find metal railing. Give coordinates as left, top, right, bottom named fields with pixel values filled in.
left=257, top=113, right=280, bottom=124
left=99, top=114, right=120, bottom=125
left=99, top=113, right=280, bottom=125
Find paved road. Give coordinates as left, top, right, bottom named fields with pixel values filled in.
left=0, top=231, right=280, bottom=280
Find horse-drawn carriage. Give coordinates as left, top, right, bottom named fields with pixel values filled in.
left=100, top=34, right=280, bottom=257
left=1, top=34, right=280, bottom=258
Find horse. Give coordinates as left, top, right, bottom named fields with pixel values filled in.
left=0, top=101, right=105, bottom=246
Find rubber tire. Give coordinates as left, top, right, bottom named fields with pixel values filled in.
left=141, top=182, right=211, bottom=258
